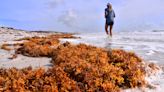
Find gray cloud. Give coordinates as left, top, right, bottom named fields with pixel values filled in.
left=46, top=0, right=64, bottom=9
left=58, top=9, right=78, bottom=28
left=57, top=9, right=94, bottom=32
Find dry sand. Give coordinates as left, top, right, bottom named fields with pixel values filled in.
left=0, top=27, right=57, bottom=69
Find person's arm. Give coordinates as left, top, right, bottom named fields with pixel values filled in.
left=113, top=10, right=116, bottom=18
left=105, top=9, right=108, bottom=18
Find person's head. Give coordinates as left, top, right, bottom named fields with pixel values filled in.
left=107, top=3, right=112, bottom=9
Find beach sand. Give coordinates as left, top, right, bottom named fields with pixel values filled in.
left=0, top=27, right=55, bottom=69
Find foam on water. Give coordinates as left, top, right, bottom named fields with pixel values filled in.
left=61, top=31, right=164, bottom=92
left=80, top=31, right=164, bottom=63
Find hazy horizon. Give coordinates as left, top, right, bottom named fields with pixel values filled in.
left=0, top=0, right=164, bottom=32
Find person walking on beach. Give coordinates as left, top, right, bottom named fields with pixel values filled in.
left=105, top=3, right=116, bottom=37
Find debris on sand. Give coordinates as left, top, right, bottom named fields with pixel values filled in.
left=0, top=40, right=147, bottom=92
left=14, top=34, right=80, bottom=57
left=1, top=44, right=12, bottom=51
left=16, top=37, right=60, bottom=57
left=0, top=30, right=160, bottom=91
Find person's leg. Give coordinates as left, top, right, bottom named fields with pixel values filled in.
left=109, top=24, right=113, bottom=37
left=105, top=24, right=109, bottom=35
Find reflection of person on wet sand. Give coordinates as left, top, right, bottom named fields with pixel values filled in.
left=105, top=3, right=116, bottom=37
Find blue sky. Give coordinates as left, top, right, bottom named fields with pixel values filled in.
left=0, top=0, right=164, bottom=32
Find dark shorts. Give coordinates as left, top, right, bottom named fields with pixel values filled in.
left=106, top=21, right=114, bottom=26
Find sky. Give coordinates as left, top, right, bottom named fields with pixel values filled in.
left=0, top=0, right=164, bottom=32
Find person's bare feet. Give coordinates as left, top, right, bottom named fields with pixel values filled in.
left=110, top=33, right=112, bottom=37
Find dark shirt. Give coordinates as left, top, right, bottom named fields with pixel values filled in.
left=105, top=8, right=115, bottom=23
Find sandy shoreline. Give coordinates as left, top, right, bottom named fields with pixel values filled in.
left=0, top=27, right=60, bottom=69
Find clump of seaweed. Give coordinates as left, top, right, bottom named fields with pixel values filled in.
left=0, top=66, right=84, bottom=92
left=15, top=33, right=79, bottom=57
left=1, top=43, right=24, bottom=51
left=16, top=37, right=59, bottom=57
left=51, top=42, right=146, bottom=91
left=48, top=33, right=80, bottom=39
left=1, top=44, right=12, bottom=51
left=0, top=67, right=57, bottom=92
left=0, top=34, right=147, bottom=91
left=15, top=33, right=79, bottom=41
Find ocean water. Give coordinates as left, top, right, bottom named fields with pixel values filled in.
left=62, top=31, right=164, bottom=64
left=61, top=30, right=164, bottom=92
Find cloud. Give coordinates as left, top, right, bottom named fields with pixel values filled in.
left=57, top=9, right=94, bottom=32
left=46, top=0, right=64, bottom=9
left=58, top=9, right=78, bottom=28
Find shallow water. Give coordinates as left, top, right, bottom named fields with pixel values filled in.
left=62, top=31, right=164, bottom=64
left=61, top=31, right=164, bottom=92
